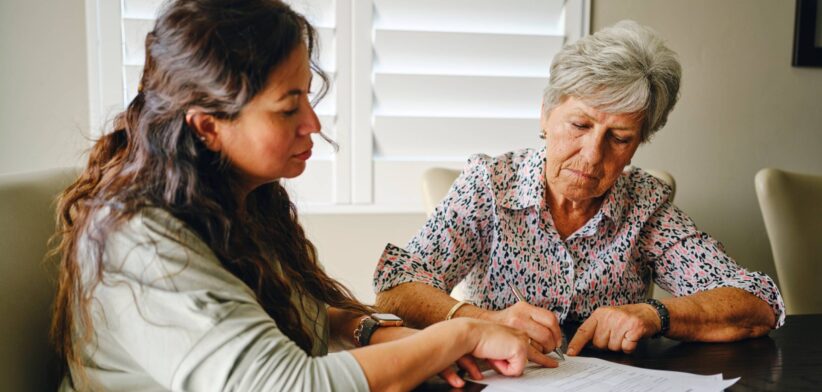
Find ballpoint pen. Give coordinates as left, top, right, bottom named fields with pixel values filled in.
left=508, top=281, right=566, bottom=360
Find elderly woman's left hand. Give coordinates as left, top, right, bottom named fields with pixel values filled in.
left=566, top=303, right=662, bottom=355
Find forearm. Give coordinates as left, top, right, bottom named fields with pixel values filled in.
left=349, top=319, right=475, bottom=392
left=663, top=287, right=776, bottom=341
left=375, top=282, right=486, bottom=328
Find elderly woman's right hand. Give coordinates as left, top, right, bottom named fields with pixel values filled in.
left=478, top=302, right=564, bottom=355
left=459, top=318, right=558, bottom=376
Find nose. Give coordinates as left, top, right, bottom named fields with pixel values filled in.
left=580, top=128, right=606, bottom=165
left=298, top=98, right=322, bottom=136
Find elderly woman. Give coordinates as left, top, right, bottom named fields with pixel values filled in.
left=373, top=21, right=784, bottom=357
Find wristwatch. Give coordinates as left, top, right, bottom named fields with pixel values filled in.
left=353, top=313, right=404, bottom=347
left=644, top=298, right=670, bottom=338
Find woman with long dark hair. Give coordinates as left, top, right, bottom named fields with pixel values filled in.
left=50, top=0, right=555, bottom=390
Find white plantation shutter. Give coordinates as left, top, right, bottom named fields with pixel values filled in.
left=86, top=0, right=589, bottom=212
left=356, top=0, right=588, bottom=209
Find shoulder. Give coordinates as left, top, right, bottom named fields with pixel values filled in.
left=463, top=148, right=541, bottom=197
left=103, top=207, right=213, bottom=264
left=84, top=206, right=251, bottom=296
left=622, top=167, right=673, bottom=208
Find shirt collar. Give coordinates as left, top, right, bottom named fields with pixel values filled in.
left=497, top=147, right=547, bottom=210
left=598, top=172, right=628, bottom=226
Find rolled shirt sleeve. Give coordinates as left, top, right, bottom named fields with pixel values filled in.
left=640, top=202, right=786, bottom=328
left=373, top=155, right=496, bottom=295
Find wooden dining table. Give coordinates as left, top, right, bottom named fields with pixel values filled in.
left=415, top=314, right=822, bottom=391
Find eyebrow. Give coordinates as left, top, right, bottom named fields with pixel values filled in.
left=572, top=109, right=638, bottom=131
left=277, top=73, right=315, bottom=101
left=277, top=89, right=304, bottom=101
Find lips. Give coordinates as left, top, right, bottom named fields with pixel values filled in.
left=566, top=168, right=599, bottom=179
left=294, top=149, right=312, bottom=161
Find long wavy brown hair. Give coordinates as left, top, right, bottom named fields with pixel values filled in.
left=51, top=0, right=371, bottom=382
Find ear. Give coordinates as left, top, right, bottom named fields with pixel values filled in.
left=186, top=109, right=224, bottom=152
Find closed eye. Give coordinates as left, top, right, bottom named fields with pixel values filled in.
left=611, top=134, right=632, bottom=144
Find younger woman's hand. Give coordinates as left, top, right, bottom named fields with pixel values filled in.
left=464, top=318, right=558, bottom=376
left=371, top=325, right=483, bottom=388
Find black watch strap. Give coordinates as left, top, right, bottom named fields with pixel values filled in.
left=354, top=317, right=380, bottom=347
left=645, top=298, right=670, bottom=338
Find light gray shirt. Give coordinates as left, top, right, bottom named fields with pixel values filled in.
left=61, top=207, right=368, bottom=391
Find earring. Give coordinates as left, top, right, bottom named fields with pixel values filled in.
left=539, top=129, right=546, bottom=140
left=198, top=135, right=206, bottom=142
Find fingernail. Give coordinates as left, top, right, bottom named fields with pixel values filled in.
left=566, top=347, right=576, bottom=356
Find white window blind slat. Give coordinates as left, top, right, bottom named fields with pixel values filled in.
left=373, top=74, right=546, bottom=118
left=374, top=30, right=563, bottom=77
left=373, top=0, right=564, bottom=35
left=122, top=0, right=164, bottom=19
left=373, top=116, right=540, bottom=159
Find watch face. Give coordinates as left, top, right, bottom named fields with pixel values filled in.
left=372, top=313, right=402, bottom=322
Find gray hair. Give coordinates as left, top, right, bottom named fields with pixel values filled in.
left=543, top=20, right=681, bottom=142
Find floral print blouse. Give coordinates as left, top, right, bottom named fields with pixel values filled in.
left=373, top=147, right=785, bottom=327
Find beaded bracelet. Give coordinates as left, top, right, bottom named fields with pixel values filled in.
left=644, top=298, right=670, bottom=338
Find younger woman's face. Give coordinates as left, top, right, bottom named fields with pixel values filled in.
left=215, top=44, right=321, bottom=191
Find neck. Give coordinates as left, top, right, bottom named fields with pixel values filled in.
left=545, top=185, right=603, bottom=240
left=546, top=187, right=602, bottom=218
left=234, top=181, right=256, bottom=214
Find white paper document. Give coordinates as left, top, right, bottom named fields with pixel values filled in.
left=472, top=356, right=739, bottom=392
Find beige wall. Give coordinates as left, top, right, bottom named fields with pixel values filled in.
left=2, top=0, right=820, bottom=303
left=301, top=213, right=426, bottom=303
left=0, top=0, right=90, bottom=175
left=591, top=0, right=822, bottom=283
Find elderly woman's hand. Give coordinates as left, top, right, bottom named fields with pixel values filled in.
left=479, top=302, right=563, bottom=354
left=566, top=303, right=661, bottom=355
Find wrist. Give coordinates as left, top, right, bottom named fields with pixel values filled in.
left=458, top=304, right=490, bottom=321
left=450, top=317, right=480, bottom=352
left=353, top=313, right=404, bottom=347
left=644, top=299, right=670, bottom=338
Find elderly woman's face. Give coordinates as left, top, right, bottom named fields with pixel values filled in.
left=541, top=97, right=643, bottom=203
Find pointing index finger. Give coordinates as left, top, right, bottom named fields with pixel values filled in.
left=567, top=317, right=598, bottom=356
